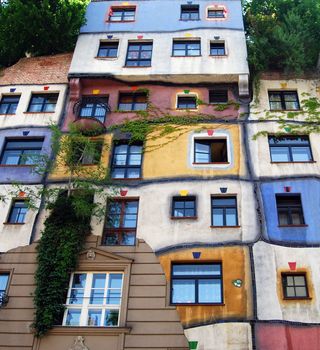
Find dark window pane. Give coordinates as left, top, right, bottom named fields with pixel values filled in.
left=209, top=90, right=228, bottom=103
left=269, top=91, right=299, bottom=111
left=210, top=43, right=225, bottom=56
left=0, top=96, right=20, bottom=114
left=194, top=139, right=228, bottom=163
left=276, top=195, right=304, bottom=225
left=173, top=41, right=200, bottom=56
left=27, top=94, right=58, bottom=112
left=177, top=96, right=197, bottom=109
left=211, top=196, right=237, bottom=226
left=98, top=42, right=119, bottom=57
left=208, top=9, right=225, bottom=18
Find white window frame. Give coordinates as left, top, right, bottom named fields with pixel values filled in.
left=189, top=131, right=233, bottom=169
left=62, top=272, right=124, bottom=327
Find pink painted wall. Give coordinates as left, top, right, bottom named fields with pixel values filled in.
left=62, top=78, right=243, bottom=131
left=256, top=323, right=320, bottom=350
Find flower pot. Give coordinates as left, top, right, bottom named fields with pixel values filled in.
left=189, top=341, right=198, bottom=350
left=220, top=187, right=227, bottom=193
left=192, top=252, right=201, bottom=259
left=288, top=262, right=296, bottom=271
left=207, top=129, right=214, bottom=136
left=43, top=86, right=49, bottom=91
left=120, top=190, right=128, bottom=197
left=284, top=186, right=291, bottom=193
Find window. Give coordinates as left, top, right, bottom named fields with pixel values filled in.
left=118, top=92, right=147, bottom=111
left=268, top=91, right=300, bottom=111
left=27, top=94, right=58, bottom=112
left=111, top=143, right=143, bottom=179
left=78, top=97, right=109, bottom=123
left=194, top=139, right=228, bottom=163
left=0, top=95, right=20, bottom=114
left=125, top=42, right=153, bottom=67
left=181, top=5, right=199, bottom=20
left=109, top=7, right=135, bottom=22
left=207, top=9, right=225, bottom=18
left=209, top=89, right=228, bottom=103
left=177, top=96, right=197, bottom=109
left=210, top=42, right=226, bottom=56
left=171, top=263, right=223, bottom=304
left=269, top=135, right=313, bottom=162
left=7, top=200, right=28, bottom=224
left=103, top=199, right=139, bottom=246
left=97, top=42, right=119, bottom=58
left=63, top=272, right=123, bottom=326
left=0, top=273, right=9, bottom=305
left=282, top=273, right=309, bottom=299
left=0, top=138, right=43, bottom=165
left=172, top=40, right=201, bottom=56
left=276, top=194, right=305, bottom=226
left=172, top=196, right=196, bottom=218
left=211, top=196, right=238, bottom=227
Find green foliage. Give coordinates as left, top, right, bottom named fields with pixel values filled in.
left=243, top=0, right=320, bottom=75
left=0, top=0, right=89, bottom=67
left=33, top=194, right=92, bottom=336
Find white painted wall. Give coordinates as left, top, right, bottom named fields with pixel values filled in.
left=185, top=323, right=253, bottom=350
left=70, top=29, right=249, bottom=84
left=247, top=121, right=320, bottom=178
left=0, top=84, right=67, bottom=129
left=35, top=180, right=259, bottom=250
left=0, top=185, right=42, bottom=252
left=254, top=241, right=320, bottom=322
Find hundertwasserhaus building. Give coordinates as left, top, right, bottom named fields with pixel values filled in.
left=0, top=1, right=320, bottom=350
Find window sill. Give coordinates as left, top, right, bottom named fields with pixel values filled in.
left=171, top=216, right=198, bottom=220
left=48, top=326, right=131, bottom=336
left=94, top=56, right=118, bottom=60
left=179, top=19, right=201, bottom=21
left=171, top=55, right=202, bottom=57
left=210, top=225, right=240, bottom=228
left=171, top=302, right=225, bottom=306
left=271, top=161, right=316, bottom=164
left=209, top=55, right=228, bottom=58
left=3, top=222, right=25, bottom=225
left=278, top=224, right=308, bottom=227
left=123, top=65, right=151, bottom=68
left=283, top=297, right=312, bottom=301
left=193, top=162, right=230, bottom=165
left=114, top=110, right=147, bottom=113
left=269, top=109, right=302, bottom=112
left=106, top=20, right=135, bottom=23
left=0, top=164, right=33, bottom=167
left=176, top=108, right=198, bottom=111
left=0, top=113, right=16, bottom=116
left=23, top=112, right=55, bottom=114
left=111, top=178, right=143, bottom=181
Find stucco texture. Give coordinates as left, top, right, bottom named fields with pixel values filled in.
left=158, top=246, right=253, bottom=327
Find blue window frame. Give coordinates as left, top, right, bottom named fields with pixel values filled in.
left=0, top=95, right=20, bottom=114
left=211, top=196, right=238, bottom=226
left=8, top=200, right=28, bottom=224
left=27, top=94, right=58, bottom=112
left=268, top=135, right=313, bottom=162
left=210, top=42, right=226, bottom=56
left=0, top=138, right=44, bottom=165
left=172, top=40, right=201, bottom=56
left=171, top=263, right=223, bottom=304
left=181, top=5, right=199, bottom=20
left=97, top=42, right=119, bottom=58
left=125, top=42, right=153, bottom=67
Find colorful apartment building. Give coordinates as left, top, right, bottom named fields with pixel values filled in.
left=0, top=1, right=319, bottom=350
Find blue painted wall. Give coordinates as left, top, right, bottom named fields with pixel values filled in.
left=81, top=0, right=244, bottom=33
left=0, top=128, right=52, bottom=184
left=261, top=180, right=320, bottom=244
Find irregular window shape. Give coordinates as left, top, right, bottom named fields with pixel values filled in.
left=171, top=263, right=223, bottom=304
left=0, top=95, right=20, bottom=114
left=173, top=40, right=201, bottom=56
left=125, top=42, right=153, bottom=67
left=268, top=91, right=300, bottom=111
left=97, top=41, right=119, bottom=58
left=268, top=135, right=313, bottom=162
left=109, top=7, right=135, bottom=22
left=27, top=94, right=58, bottom=113
left=177, top=96, right=197, bottom=109
left=210, top=42, right=226, bottom=56
left=181, top=4, right=199, bottom=20
left=194, top=139, right=228, bottom=163
left=0, top=273, right=9, bottom=305
left=103, top=199, right=139, bottom=246
left=0, top=138, right=44, bottom=165
left=211, top=196, right=238, bottom=226
left=118, top=92, right=147, bottom=111
left=63, top=272, right=123, bottom=326
left=111, top=143, right=143, bottom=179
left=209, top=89, right=228, bottom=103
left=276, top=194, right=305, bottom=226
left=8, top=200, right=28, bottom=224
left=172, top=196, right=196, bottom=218
left=282, top=273, right=309, bottom=299
left=78, top=96, right=109, bottom=123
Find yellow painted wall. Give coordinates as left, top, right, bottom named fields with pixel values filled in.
left=158, top=246, right=253, bottom=327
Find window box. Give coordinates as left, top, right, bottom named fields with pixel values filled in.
left=268, top=135, right=313, bottom=162
left=0, top=95, right=20, bottom=114
left=180, top=5, right=200, bottom=20
left=27, top=93, right=58, bottom=113
left=268, top=91, right=300, bottom=111
left=171, top=263, right=223, bottom=304
left=125, top=42, right=153, bottom=67
left=211, top=196, right=238, bottom=227
left=103, top=199, right=139, bottom=246
left=0, top=138, right=44, bottom=165
left=172, top=196, right=196, bottom=218
left=172, top=40, right=201, bottom=57
left=276, top=194, right=305, bottom=226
